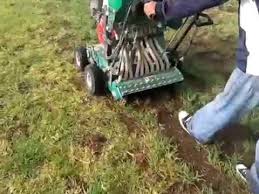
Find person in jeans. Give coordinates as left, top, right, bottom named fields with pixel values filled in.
left=144, top=0, right=259, bottom=193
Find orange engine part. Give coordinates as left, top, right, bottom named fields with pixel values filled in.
left=96, top=16, right=117, bottom=44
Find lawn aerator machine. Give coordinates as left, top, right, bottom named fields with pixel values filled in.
left=74, top=0, right=213, bottom=100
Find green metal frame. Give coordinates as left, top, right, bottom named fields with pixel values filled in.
left=108, top=0, right=122, bottom=11
left=86, top=0, right=184, bottom=100
left=109, top=68, right=184, bottom=100
left=87, top=46, right=184, bottom=100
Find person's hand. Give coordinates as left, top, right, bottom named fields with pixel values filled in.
left=144, top=1, right=157, bottom=19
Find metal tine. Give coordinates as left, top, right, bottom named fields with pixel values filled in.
left=118, top=45, right=125, bottom=83
left=139, top=28, right=145, bottom=77
left=145, top=26, right=160, bottom=72
left=123, top=47, right=129, bottom=80
left=143, top=48, right=153, bottom=73
left=113, top=61, right=120, bottom=75
left=111, top=53, right=121, bottom=76
left=143, top=44, right=155, bottom=73
left=143, top=53, right=150, bottom=75
left=140, top=50, right=145, bottom=77
left=146, top=37, right=165, bottom=71
left=116, top=48, right=123, bottom=82
left=145, top=39, right=160, bottom=72
left=140, top=40, right=150, bottom=75
left=153, top=38, right=171, bottom=70
left=137, top=39, right=144, bottom=77
left=127, top=44, right=134, bottom=79
left=135, top=43, right=141, bottom=78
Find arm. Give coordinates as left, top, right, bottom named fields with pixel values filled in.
left=153, top=0, right=227, bottom=21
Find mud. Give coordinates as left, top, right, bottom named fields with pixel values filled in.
left=156, top=107, right=247, bottom=193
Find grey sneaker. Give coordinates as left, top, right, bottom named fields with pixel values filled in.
left=236, top=164, right=249, bottom=182
left=178, top=111, right=202, bottom=145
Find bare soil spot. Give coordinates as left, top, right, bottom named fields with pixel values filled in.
left=79, top=133, right=107, bottom=156
left=6, top=123, right=29, bottom=142
left=86, top=134, right=107, bottom=155
left=127, top=84, right=182, bottom=110
left=156, top=107, right=247, bottom=193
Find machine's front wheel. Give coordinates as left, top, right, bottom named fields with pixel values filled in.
left=84, top=64, right=104, bottom=96
left=74, top=47, right=89, bottom=72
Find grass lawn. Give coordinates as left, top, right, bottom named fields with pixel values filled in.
left=0, top=0, right=258, bottom=193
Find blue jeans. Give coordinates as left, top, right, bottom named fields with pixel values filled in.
left=187, top=68, right=259, bottom=192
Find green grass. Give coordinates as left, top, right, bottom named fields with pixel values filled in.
left=0, top=0, right=256, bottom=193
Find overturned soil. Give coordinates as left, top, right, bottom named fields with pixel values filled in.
left=156, top=107, right=247, bottom=193
left=127, top=84, right=182, bottom=109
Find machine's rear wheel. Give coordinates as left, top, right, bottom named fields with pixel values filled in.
left=74, top=47, right=89, bottom=71
left=84, top=64, right=104, bottom=95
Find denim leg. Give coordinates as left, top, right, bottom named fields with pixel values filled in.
left=247, top=140, right=259, bottom=194
left=187, top=68, right=259, bottom=144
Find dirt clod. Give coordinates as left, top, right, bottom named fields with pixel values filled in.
left=134, top=152, right=149, bottom=169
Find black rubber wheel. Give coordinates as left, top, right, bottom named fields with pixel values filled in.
left=74, top=47, right=89, bottom=71
left=84, top=64, right=105, bottom=95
